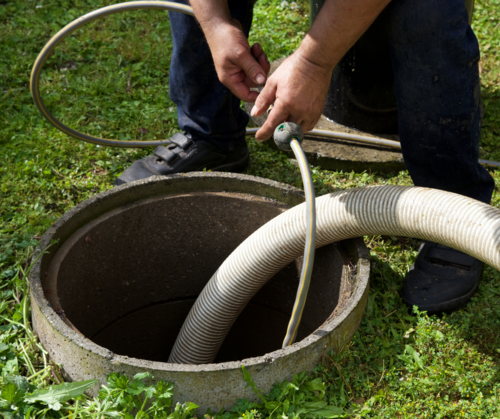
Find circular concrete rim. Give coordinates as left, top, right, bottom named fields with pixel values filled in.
left=29, top=172, right=370, bottom=373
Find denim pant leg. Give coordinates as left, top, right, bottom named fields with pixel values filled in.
left=168, top=0, right=254, bottom=151
left=385, top=0, right=494, bottom=204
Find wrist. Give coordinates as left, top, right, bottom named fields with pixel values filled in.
left=198, top=14, right=231, bottom=31
left=297, top=35, right=340, bottom=72
left=201, top=18, right=242, bottom=46
left=293, top=41, right=336, bottom=81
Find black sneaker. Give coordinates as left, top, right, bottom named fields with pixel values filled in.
left=114, top=132, right=249, bottom=186
left=402, top=241, right=483, bottom=314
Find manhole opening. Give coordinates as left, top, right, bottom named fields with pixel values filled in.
left=45, top=192, right=347, bottom=363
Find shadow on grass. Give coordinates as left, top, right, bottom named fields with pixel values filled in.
left=445, top=265, right=500, bottom=359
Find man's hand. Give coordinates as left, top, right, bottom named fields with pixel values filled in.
left=249, top=0, right=391, bottom=141
left=190, top=0, right=391, bottom=139
left=200, top=18, right=271, bottom=103
left=250, top=51, right=333, bottom=141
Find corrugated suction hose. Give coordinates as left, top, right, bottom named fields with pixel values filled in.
left=169, top=186, right=500, bottom=364
left=28, top=0, right=500, bottom=364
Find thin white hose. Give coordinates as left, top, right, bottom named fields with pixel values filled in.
left=169, top=185, right=500, bottom=364
left=245, top=128, right=500, bottom=168
left=281, top=138, right=316, bottom=348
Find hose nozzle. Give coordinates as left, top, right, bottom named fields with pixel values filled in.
left=273, top=122, right=304, bottom=151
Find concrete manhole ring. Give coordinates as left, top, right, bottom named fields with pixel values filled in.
left=29, top=172, right=370, bottom=412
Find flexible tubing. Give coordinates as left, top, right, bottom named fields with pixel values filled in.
left=169, top=186, right=500, bottom=364
left=30, top=1, right=194, bottom=148
left=247, top=128, right=500, bottom=168
left=30, top=2, right=500, bottom=168
left=282, top=139, right=316, bottom=348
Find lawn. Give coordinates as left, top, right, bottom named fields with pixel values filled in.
left=1, top=0, right=500, bottom=417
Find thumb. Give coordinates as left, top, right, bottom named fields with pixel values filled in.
left=237, top=49, right=267, bottom=86
left=251, top=81, right=277, bottom=117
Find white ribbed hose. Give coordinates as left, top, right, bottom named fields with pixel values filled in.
left=168, top=186, right=500, bottom=364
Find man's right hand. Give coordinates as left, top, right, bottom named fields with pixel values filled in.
left=197, top=17, right=270, bottom=103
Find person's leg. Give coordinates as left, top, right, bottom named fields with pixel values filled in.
left=385, top=0, right=494, bottom=312
left=115, top=0, right=254, bottom=186
left=386, top=0, right=493, bottom=203
left=168, top=0, right=254, bottom=151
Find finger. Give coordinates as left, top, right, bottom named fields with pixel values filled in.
left=285, top=115, right=303, bottom=125
left=229, top=80, right=260, bottom=102
left=304, top=115, right=321, bottom=132
left=255, top=99, right=290, bottom=141
left=224, top=70, right=261, bottom=102
left=258, top=52, right=271, bottom=77
left=236, top=45, right=267, bottom=86
left=285, top=117, right=307, bottom=136
left=243, top=75, right=259, bottom=88
left=245, top=90, right=259, bottom=103
left=251, top=80, right=277, bottom=117
left=251, top=43, right=271, bottom=76
left=303, top=122, right=314, bottom=133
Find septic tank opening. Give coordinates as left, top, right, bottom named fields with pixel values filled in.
left=45, top=191, right=348, bottom=364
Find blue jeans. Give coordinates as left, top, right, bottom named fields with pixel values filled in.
left=169, top=0, right=494, bottom=203
left=168, top=0, right=253, bottom=152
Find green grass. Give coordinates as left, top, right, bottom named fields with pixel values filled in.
left=1, top=0, right=500, bottom=417
left=474, top=0, right=500, bottom=161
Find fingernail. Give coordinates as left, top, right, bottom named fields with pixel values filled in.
left=264, top=55, right=269, bottom=64
left=250, top=105, right=257, bottom=117
left=256, top=74, right=265, bottom=85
